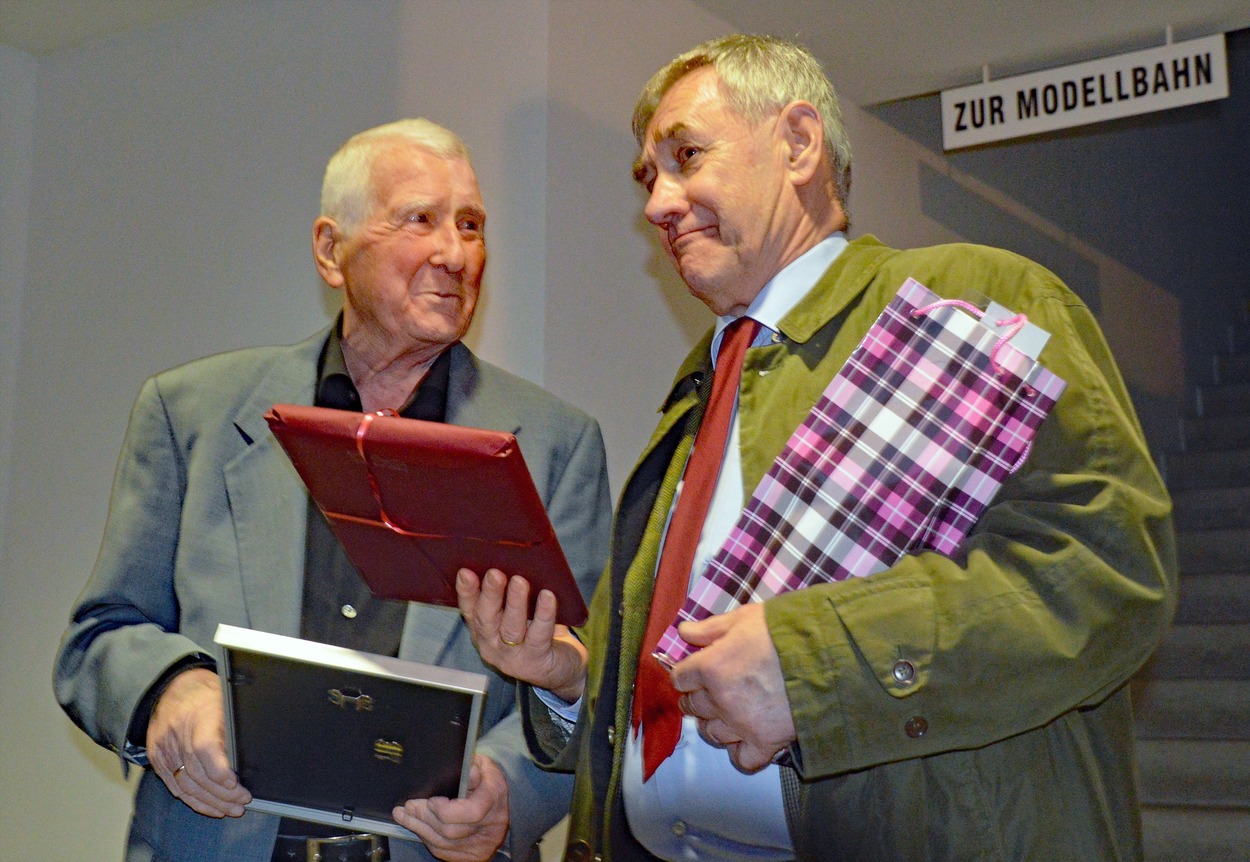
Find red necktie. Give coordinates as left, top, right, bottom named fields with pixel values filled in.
left=632, top=315, right=761, bottom=780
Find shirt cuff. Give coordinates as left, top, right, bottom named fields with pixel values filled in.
left=123, top=652, right=217, bottom=762
left=533, top=687, right=582, bottom=735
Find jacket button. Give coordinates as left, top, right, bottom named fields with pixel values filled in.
left=892, top=660, right=915, bottom=685
left=606, top=725, right=615, bottom=746
left=567, top=840, right=593, bottom=862
left=904, top=716, right=929, bottom=739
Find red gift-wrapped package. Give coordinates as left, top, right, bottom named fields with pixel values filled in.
left=265, top=403, right=588, bottom=626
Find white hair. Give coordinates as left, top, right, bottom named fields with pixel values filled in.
left=320, top=118, right=472, bottom=234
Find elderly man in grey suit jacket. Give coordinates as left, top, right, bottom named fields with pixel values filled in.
left=53, top=119, right=613, bottom=862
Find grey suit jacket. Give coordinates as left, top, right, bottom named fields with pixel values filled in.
left=54, top=327, right=613, bottom=862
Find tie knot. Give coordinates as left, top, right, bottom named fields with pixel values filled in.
left=717, top=316, right=760, bottom=365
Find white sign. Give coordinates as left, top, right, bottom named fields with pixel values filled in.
left=941, top=33, right=1228, bottom=150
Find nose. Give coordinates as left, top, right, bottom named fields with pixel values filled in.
left=643, top=171, right=686, bottom=230
left=429, top=221, right=466, bottom=273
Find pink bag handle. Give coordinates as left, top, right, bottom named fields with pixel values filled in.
left=911, top=299, right=1035, bottom=474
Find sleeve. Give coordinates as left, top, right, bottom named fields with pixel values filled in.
left=516, top=578, right=612, bottom=774
left=479, top=409, right=613, bottom=859
left=52, top=377, right=211, bottom=764
left=766, top=262, right=1178, bottom=780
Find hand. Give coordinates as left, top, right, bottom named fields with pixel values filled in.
left=455, top=568, right=588, bottom=702
left=669, top=602, right=797, bottom=773
left=146, top=667, right=252, bottom=817
left=393, top=754, right=509, bottom=862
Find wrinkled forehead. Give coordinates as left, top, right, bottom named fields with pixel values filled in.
left=373, top=143, right=482, bottom=202
left=632, top=68, right=727, bottom=178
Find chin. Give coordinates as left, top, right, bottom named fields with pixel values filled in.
left=680, top=277, right=731, bottom=315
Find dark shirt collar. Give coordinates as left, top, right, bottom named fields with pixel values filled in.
left=315, top=313, right=452, bottom=422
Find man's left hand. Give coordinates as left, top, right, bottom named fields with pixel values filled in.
left=393, top=754, right=508, bottom=862
left=670, top=602, right=797, bottom=772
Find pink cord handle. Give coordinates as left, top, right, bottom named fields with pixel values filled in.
left=911, top=300, right=1035, bottom=474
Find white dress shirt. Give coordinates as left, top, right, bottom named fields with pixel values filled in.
left=545, top=235, right=848, bottom=861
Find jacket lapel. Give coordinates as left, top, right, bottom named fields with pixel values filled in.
left=225, top=330, right=324, bottom=636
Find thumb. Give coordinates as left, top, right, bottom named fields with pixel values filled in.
left=676, top=612, right=732, bottom=647
left=466, top=758, right=485, bottom=792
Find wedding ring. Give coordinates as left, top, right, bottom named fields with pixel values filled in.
left=173, top=764, right=187, bottom=778
left=500, top=636, right=523, bottom=647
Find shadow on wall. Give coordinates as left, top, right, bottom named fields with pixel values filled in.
left=866, top=27, right=1250, bottom=459
left=917, top=156, right=1186, bottom=457
left=867, top=136, right=1206, bottom=459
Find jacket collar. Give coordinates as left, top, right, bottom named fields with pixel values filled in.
left=444, top=341, right=523, bottom=435
left=775, top=234, right=893, bottom=344
left=659, top=234, right=894, bottom=414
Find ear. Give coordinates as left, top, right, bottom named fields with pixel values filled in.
left=312, top=217, right=346, bottom=289
left=777, top=100, right=824, bottom=186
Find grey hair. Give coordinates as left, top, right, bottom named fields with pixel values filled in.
left=632, top=34, right=851, bottom=209
left=320, top=118, right=472, bottom=235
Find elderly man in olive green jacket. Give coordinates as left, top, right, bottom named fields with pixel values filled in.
left=457, top=34, right=1176, bottom=862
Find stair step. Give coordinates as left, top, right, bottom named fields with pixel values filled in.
left=1138, top=341, right=1250, bottom=862
left=1165, top=448, right=1250, bottom=491
left=1174, top=573, right=1250, bottom=624
left=1180, top=414, right=1250, bottom=451
left=1172, top=486, right=1250, bottom=529
left=1175, top=527, right=1250, bottom=575
left=1215, top=352, right=1250, bottom=386
left=1141, top=806, right=1250, bottom=862
left=1227, top=321, right=1250, bottom=354
left=1197, top=381, right=1250, bottom=418
left=1141, top=624, right=1250, bottom=679
left=1132, top=678, right=1250, bottom=740
left=1137, top=739, right=1250, bottom=807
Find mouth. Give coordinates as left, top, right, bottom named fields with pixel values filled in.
left=413, top=278, right=464, bottom=301
left=407, top=290, right=465, bottom=315
left=669, top=225, right=715, bottom=251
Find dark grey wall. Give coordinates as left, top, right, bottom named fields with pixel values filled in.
left=869, top=27, right=1249, bottom=457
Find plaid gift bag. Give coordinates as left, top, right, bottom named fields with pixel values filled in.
left=655, top=277, right=1068, bottom=666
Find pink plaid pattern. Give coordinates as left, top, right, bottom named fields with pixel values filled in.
left=655, top=277, right=1067, bottom=666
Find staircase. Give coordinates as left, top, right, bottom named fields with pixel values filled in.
left=1133, top=339, right=1250, bottom=860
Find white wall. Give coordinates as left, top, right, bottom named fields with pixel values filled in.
left=543, top=1, right=738, bottom=490
left=0, top=1, right=551, bottom=857
left=0, top=43, right=36, bottom=552
left=0, top=36, right=44, bottom=862
left=0, top=2, right=944, bottom=858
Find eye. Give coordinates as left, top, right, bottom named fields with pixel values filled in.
left=675, top=144, right=701, bottom=167
left=405, top=211, right=432, bottom=226
left=458, top=213, right=485, bottom=237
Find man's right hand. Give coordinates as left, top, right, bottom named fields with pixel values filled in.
left=455, top=568, right=588, bottom=703
left=146, top=667, right=252, bottom=817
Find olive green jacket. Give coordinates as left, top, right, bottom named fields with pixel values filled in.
left=523, top=235, right=1177, bottom=861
